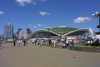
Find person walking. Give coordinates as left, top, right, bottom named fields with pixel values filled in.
left=71, top=40, right=74, bottom=47
left=53, top=39, right=56, bottom=48
left=13, top=39, right=16, bottom=47
left=0, top=40, right=2, bottom=47
left=49, top=40, right=52, bottom=45
left=34, top=39, right=37, bottom=46
left=39, top=40, right=43, bottom=47
left=23, top=40, right=26, bottom=46
left=18, top=40, right=21, bottom=46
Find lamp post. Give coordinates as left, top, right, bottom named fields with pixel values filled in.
left=92, top=12, right=100, bottom=34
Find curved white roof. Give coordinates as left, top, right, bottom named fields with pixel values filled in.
left=32, top=30, right=61, bottom=37
left=62, top=28, right=96, bottom=39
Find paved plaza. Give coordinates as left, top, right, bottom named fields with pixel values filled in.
left=0, top=43, right=100, bottom=67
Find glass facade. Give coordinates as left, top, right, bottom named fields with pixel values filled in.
left=32, top=31, right=60, bottom=38
left=4, top=24, right=14, bottom=39
left=67, top=30, right=89, bottom=37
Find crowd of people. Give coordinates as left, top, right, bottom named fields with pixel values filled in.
left=0, top=37, right=100, bottom=48
left=9, top=38, right=66, bottom=48
left=13, top=39, right=29, bottom=47
left=31, top=38, right=75, bottom=48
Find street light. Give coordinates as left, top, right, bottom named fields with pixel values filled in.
left=92, top=12, right=100, bottom=34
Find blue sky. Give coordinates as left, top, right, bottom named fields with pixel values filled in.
left=0, top=0, right=100, bottom=34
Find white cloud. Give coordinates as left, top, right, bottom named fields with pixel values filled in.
left=74, top=17, right=91, bottom=23
left=29, top=24, right=45, bottom=28
left=39, top=11, right=51, bottom=16
left=40, top=0, right=47, bottom=2
left=29, top=24, right=37, bottom=28
left=38, top=24, right=42, bottom=26
left=38, top=24, right=44, bottom=26
left=16, top=0, right=47, bottom=6
left=0, top=11, right=4, bottom=15
left=16, top=0, right=35, bottom=6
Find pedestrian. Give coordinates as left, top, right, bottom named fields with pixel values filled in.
left=0, top=40, right=2, bottom=47
left=39, top=40, right=43, bottom=47
left=23, top=40, right=26, bottom=46
left=32, top=40, right=34, bottom=44
left=49, top=40, right=52, bottom=45
left=71, top=40, right=74, bottom=47
left=34, top=39, right=37, bottom=45
left=13, top=39, right=16, bottom=47
left=38, top=40, right=41, bottom=46
left=53, top=39, right=56, bottom=48
left=36, top=39, right=39, bottom=46
left=66, top=40, right=69, bottom=47
left=18, top=40, right=21, bottom=46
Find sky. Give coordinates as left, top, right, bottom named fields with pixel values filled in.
left=0, top=0, right=100, bottom=34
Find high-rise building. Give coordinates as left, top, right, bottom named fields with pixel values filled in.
left=4, top=23, right=14, bottom=39
left=17, top=28, right=32, bottom=40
